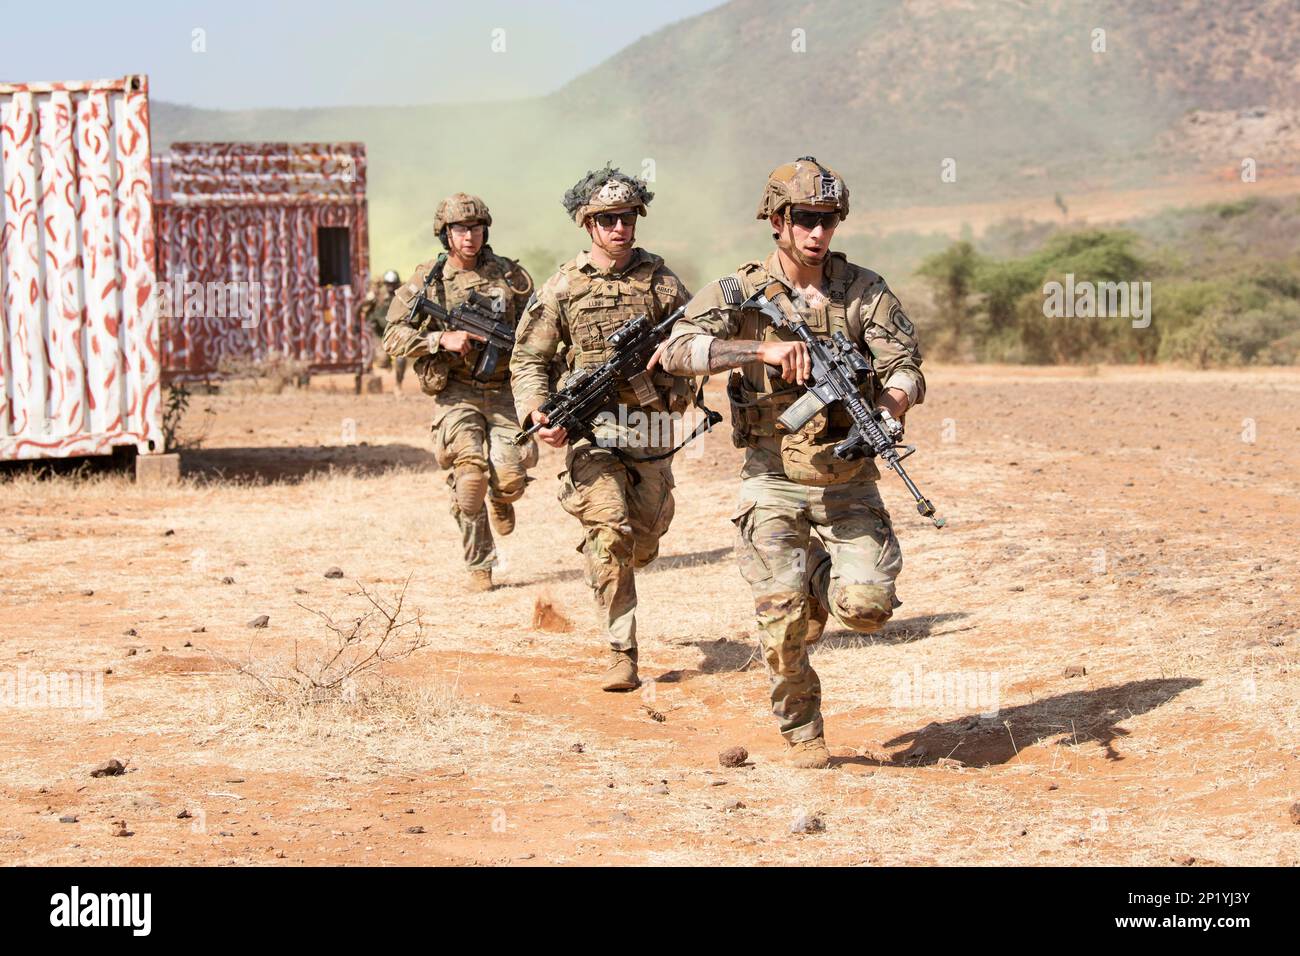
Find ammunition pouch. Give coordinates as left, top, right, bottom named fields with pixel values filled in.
left=778, top=407, right=867, bottom=486
left=728, top=371, right=866, bottom=485
left=726, top=371, right=782, bottom=447
left=414, top=352, right=452, bottom=396
left=661, top=372, right=694, bottom=415
left=623, top=370, right=694, bottom=414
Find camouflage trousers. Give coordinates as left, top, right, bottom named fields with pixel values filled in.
left=558, top=441, right=676, bottom=652
left=432, top=383, right=537, bottom=571
left=731, top=474, right=903, bottom=743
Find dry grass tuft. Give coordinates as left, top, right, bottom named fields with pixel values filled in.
left=211, top=578, right=429, bottom=704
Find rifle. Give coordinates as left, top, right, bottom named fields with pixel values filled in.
left=513, top=305, right=721, bottom=459
left=406, top=286, right=515, bottom=382
left=739, top=281, right=945, bottom=528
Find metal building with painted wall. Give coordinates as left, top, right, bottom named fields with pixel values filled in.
left=152, top=141, right=370, bottom=383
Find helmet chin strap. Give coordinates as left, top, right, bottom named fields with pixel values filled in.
left=777, top=217, right=823, bottom=269
left=588, top=221, right=635, bottom=261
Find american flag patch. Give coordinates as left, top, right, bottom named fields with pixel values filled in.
left=719, top=275, right=743, bottom=306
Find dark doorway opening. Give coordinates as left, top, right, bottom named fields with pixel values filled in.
left=317, top=227, right=351, bottom=286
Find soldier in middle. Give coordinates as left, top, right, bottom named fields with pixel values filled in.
left=510, top=166, right=693, bottom=692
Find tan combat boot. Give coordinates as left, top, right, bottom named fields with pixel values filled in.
left=488, top=499, right=515, bottom=536
left=787, top=736, right=831, bottom=769
left=601, top=649, right=639, bottom=692
left=467, top=568, right=494, bottom=592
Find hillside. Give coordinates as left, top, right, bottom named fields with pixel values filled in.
left=150, top=0, right=1300, bottom=283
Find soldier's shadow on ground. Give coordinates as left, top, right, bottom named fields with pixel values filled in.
left=831, top=677, right=1202, bottom=769
left=180, top=444, right=436, bottom=484
left=653, top=611, right=970, bottom=684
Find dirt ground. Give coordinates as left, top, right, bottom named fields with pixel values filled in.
left=1, top=363, right=1297, bottom=866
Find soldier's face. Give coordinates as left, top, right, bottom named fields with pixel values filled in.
left=586, top=206, right=637, bottom=256
left=772, top=203, right=838, bottom=264
left=448, top=221, right=485, bottom=259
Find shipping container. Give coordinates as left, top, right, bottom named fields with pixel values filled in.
left=0, top=75, right=162, bottom=462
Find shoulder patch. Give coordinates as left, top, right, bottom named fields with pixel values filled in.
left=718, top=275, right=744, bottom=306
left=889, top=300, right=915, bottom=337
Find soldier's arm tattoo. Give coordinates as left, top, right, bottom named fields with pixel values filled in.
left=707, top=338, right=763, bottom=372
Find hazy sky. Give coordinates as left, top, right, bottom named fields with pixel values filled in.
left=0, top=0, right=725, bottom=109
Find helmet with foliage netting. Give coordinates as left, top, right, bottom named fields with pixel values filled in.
left=562, top=164, right=654, bottom=225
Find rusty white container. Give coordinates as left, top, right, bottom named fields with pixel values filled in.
left=0, top=74, right=162, bottom=462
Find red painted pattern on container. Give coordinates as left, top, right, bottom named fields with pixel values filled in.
left=1, top=75, right=160, bottom=461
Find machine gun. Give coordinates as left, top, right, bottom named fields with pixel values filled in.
left=406, top=286, right=515, bottom=383
left=513, top=305, right=721, bottom=457
left=741, top=282, right=945, bottom=528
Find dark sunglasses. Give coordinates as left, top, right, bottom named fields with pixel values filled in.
left=593, top=211, right=638, bottom=229
left=788, top=209, right=841, bottom=230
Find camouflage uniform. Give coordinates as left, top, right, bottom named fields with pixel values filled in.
left=660, top=164, right=926, bottom=744
left=358, top=276, right=406, bottom=384
left=384, top=246, right=536, bottom=573
left=511, top=248, right=691, bottom=652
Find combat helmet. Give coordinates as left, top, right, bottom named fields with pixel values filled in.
left=434, top=193, right=492, bottom=248
left=562, top=164, right=654, bottom=225
left=756, top=156, right=850, bottom=221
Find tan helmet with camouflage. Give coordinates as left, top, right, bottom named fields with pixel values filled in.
left=434, top=193, right=492, bottom=250
left=756, top=156, right=850, bottom=221
left=562, top=164, right=654, bottom=226
left=434, top=193, right=492, bottom=232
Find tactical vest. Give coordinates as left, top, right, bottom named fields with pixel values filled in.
left=727, top=252, right=881, bottom=486
left=563, top=253, right=691, bottom=412
left=423, top=248, right=528, bottom=391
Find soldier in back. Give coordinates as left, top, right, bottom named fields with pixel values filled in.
left=383, top=194, right=537, bottom=591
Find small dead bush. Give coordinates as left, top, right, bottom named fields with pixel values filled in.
left=212, top=578, right=429, bottom=707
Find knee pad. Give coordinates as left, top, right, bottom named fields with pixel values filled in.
left=492, top=466, right=528, bottom=503
left=631, top=536, right=661, bottom=569
left=452, top=464, right=488, bottom=516
left=830, top=583, right=895, bottom=633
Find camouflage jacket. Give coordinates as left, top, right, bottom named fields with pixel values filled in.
left=509, top=247, right=690, bottom=428
left=382, top=248, right=533, bottom=390
left=660, top=249, right=925, bottom=481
